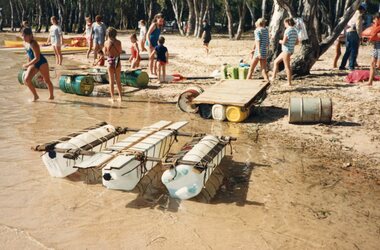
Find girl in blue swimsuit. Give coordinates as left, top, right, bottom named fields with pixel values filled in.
left=22, top=28, right=54, bottom=101
left=146, top=13, right=164, bottom=75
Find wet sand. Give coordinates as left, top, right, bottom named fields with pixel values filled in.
left=0, top=33, right=379, bottom=249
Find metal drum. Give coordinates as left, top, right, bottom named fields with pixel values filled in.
left=121, top=70, right=149, bottom=88
left=18, top=69, right=47, bottom=89
left=199, top=104, right=213, bottom=119
left=89, top=68, right=108, bottom=83
left=59, top=75, right=94, bottom=96
left=289, top=97, right=332, bottom=124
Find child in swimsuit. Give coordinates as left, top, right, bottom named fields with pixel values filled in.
left=367, top=13, right=380, bottom=86
left=139, top=20, right=147, bottom=52
left=201, top=19, right=212, bottom=54
left=22, top=28, right=54, bottom=101
left=83, top=17, right=93, bottom=59
left=271, top=17, right=299, bottom=85
left=151, top=36, right=168, bottom=83
left=47, top=16, right=63, bottom=65
left=147, top=13, right=164, bottom=75
left=93, top=50, right=105, bottom=66
left=92, top=15, right=107, bottom=65
left=129, top=34, right=141, bottom=69
left=247, top=18, right=269, bottom=82
left=104, top=27, right=123, bottom=102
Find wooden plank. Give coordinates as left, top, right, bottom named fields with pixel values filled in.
left=192, top=80, right=269, bottom=107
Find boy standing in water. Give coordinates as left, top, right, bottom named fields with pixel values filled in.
left=47, top=16, right=63, bottom=65
left=247, top=18, right=269, bottom=82
left=270, top=17, right=298, bottom=85
left=22, top=28, right=54, bottom=101
left=151, top=36, right=168, bottom=83
left=104, top=27, right=123, bottom=102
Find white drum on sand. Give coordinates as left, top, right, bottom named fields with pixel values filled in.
left=212, top=104, right=227, bottom=121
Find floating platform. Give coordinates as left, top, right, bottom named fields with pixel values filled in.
left=192, top=80, right=270, bottom=108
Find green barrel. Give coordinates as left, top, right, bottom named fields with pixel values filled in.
left=227, top=67, right=239, bottom=79
left=239, top=67, right=249, bottom=80
left=89, top=68, right=108, bottom=83
left=121, top=70, right=149, bottom=88
left=18, top=69, right=47, bottom=89
left=59, top=75, right=94, bottom=96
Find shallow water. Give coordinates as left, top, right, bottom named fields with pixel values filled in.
left=0, top=37, right=379, bottom=249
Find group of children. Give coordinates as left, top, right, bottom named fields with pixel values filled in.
left=20, top=11, right=379, bottom=103
left=247, top=17, right=298, bottom=85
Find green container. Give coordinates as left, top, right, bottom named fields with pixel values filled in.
left=239, top=67, right=249, bottom=80
left=18, top=69, right=47, bottom=89
left=121, top=70, right=149, bottom=88
left=221, top=64, right=228, bottom=79
left=59, top=75, right=94, bottom=96
left=227, top=67, right=239, bottom=79
left=89, top=68, right=108, bottom=83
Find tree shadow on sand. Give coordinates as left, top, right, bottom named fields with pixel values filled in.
left=125, top=156, right=267, bottom=212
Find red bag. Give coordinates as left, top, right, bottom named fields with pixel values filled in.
left=345, top=70, right=380, bottom=83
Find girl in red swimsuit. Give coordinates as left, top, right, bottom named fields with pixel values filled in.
left=129, top=34, right=141, bottom=69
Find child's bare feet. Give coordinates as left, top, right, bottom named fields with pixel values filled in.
left=48, top=96, right=54, bottom=100
left=108, top=98, right=114, bottom=103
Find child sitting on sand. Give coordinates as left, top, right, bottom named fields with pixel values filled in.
left=151, top=36, right=169, bottom=83
left=129, top=34, right=141, bottom=69
left=93, top=50, right=105, bottom=66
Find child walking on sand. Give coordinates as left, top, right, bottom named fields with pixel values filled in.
left=104, top=27, right=123, bottom=102
left=247, top=18, right=269, bottom=82
left=139, top=20, right=147, bottom=52
left=201, top=19, right=212, bottom=54
left=129, top=34, right=141, bottom=69
left=47, top=16, right=63, bottom=65
left=151, top=36, right=168, bottom=83
left=22, top=28, right=54, bottom=101
left=367, top=13, right=380, bottom=86
left=83, top=17, right=93, bottom=59
left=270, top=17, right=298, bottom=85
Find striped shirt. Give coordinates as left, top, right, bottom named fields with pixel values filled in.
left=282, top=27, right=298, bottom=54
left=254, top=27, right=269, bottom=58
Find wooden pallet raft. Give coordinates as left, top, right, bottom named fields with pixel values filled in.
left=192, top=80, right=270, bottom=122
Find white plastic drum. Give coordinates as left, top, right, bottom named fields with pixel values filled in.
left=161, top=135, right=226, bottom=200
left=212, top=104, right=227, bottom=121
left=42, top=125, right=117, bottom=178
left=177, top=86, right=204, bottom=113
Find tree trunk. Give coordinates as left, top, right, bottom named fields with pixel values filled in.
left=246, top=2, right=255, bottom=29
left=10, top=0, right=15, bottom=31
left=224, top=0, right=233, bottom=39
left=268, top=0, right=287, bottom=63
left=36, top=0, right=43, bottom=32
left=193, top=0, right=199, bottom=37
left=77, top=0, right=85, bottom=33
left=235, top=0, right=246, bottom=40
left=186, top=0, right=195, bottom=36
left=171, top=0, right=185, bottom=36
left=262, top=0, right=267, bottom=19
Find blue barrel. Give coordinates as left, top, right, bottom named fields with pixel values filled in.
left=199, top=104, right=213, bottom=119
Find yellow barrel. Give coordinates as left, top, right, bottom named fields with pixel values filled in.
left=226, top=106, right=250, bottom=123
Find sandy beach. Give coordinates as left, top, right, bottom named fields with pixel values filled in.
left=0, top=31, right=379, bottom=249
